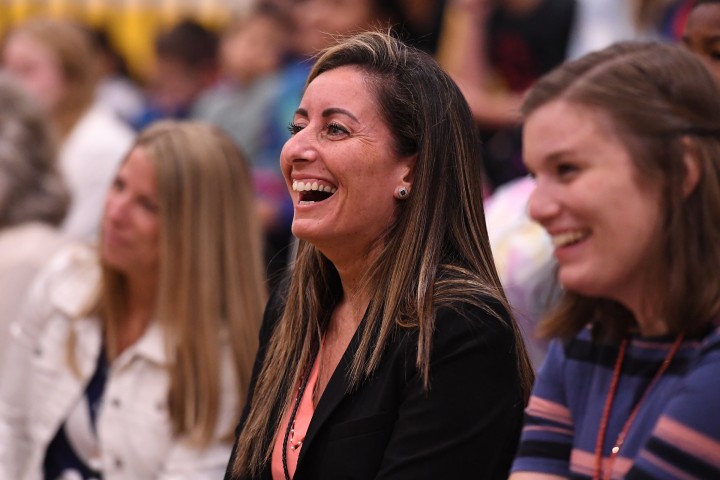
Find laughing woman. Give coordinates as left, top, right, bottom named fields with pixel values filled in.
left=224, top=32, right=534, bottom=480
left=0, top=121, right=266, bottom=479
left=510, top=42, right=720, bottom=479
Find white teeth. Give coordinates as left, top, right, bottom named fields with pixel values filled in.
left=292, top=181, right=337, bottom=194
left=552, top=231, right=589, bottom=248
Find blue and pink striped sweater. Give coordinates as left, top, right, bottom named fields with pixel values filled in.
left=512, top=323, right=720, bottom=479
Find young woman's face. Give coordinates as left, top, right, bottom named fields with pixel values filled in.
left=280, top=66, right=413, bottom=261
left=523, top=100, right=663, bottom=311
left=101, top=147, right=160, bottom=278
left=2, top=32, right=66, bottom=112
left=683, top=3, right=720, bottom=83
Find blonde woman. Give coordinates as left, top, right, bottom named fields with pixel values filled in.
left=0, top=121, right=266, bottom=479
left=2, top=17, right=135, bottom=240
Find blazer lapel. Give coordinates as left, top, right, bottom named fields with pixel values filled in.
left=296, top=309, right=369, bottom=466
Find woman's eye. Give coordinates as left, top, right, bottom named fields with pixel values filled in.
left=326, top=122, right=348, bottom=136
left=287, top=122, right=303, bottom=135
left=140, top=199, right=159, bottom=214
left=556, top=163, right=578, bottom=178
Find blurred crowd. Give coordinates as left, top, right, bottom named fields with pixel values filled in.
left=0, top=0, right=711, bottom=370
left=0, top=0, right=718, bottom=477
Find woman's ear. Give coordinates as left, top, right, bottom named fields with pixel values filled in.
left=400, top=153, right=417, bottom=187
left=394, top=154, right=417, bottom=200
left=681, top=137, right=701, bottom=197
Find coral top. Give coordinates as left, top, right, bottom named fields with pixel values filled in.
left=271, top=350, right=321, bottom=480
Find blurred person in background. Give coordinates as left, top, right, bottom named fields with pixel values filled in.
left=0, top=121, right=267, bottom=479
left=510, top=41, right=720, bottom=479
left=1, top=17, right=135, bottom=242
left=133, top=19, right=220, bottom=130
left=225, top=31, right=532, bottom=480
left=89, top=26, right=145, bottom=127
left=567, top=0, right=695, bottom=61
left=0, top=73, right=70, bottom=370
left=440, top=0, right=575, bottom=368
left=484, top=177, right=557, bottom=369
left=192, top=5, right=293, bottom=286
left=682, top=0, right=720, bottom=82
left=439, top=0, right=577, bottom=190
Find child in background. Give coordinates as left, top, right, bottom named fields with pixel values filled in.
left=192, top=5, right=293, bottom=287
left=133, top=19, right=219, bottom=130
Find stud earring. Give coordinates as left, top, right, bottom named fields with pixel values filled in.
left=397, top=187, right=409, bottom=199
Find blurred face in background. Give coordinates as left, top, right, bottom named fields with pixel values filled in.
left=292, top=0, right=378, bottom=55
left=221, top=14, right=289, bottom=85
left=2, top=32, right=66, bottom=112
left=101, top=147, right=160, bottom=278
left=683, top=2, right=720, bottom=83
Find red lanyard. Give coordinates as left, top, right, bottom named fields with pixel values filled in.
left=593, top=333, right=685, bottom=480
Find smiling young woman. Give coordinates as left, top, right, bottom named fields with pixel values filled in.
left=510, top=41, right=720, bottom=480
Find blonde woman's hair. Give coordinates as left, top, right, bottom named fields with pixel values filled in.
left=97, top=121, right=267, bottom=446
left=6, top=18, right=98, bottom=140
left=232, top=31, right=534, bottom=477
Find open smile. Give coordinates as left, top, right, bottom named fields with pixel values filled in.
left=292, top=180, right=337, bottom=205
left=551, top=229, right=590, bottom=248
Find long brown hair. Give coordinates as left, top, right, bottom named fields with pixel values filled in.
left=523, top=42, right=720, bottom=341
left=233, top=31, right=534, bottom=477
left=96, top=121, right=267, bottom=446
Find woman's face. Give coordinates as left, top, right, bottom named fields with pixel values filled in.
left=101, top=147, right=160, bottom=278
left=523, top=100, right=663, bottom=311
left=281, top=66, right=413, bottom=260
left=2, top=33, right=66, bottom=112
left=683, top=3, right=720, bottom=83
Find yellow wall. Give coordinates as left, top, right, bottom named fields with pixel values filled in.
left=0, top=0, right=254, bottom=81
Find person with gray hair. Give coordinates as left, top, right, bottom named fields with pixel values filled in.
left=0, top=72, right=70, bottom=367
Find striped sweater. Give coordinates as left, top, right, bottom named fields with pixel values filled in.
left=511, top=324, right=720, bottom=479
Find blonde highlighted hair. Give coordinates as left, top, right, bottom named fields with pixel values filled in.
left=232, top=31, right=534, bottom=477
left=97, top=121, right=267, bottom=446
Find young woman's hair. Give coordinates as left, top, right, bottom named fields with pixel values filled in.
left=233, top=31, right=534, bottom=476
left=522, top=41, right=720, bottom=341
left=96, top=121, right=267, bottom=446
left=0, top=73, right=68, bottom=228
left=6, top=18, right=98, bottom=140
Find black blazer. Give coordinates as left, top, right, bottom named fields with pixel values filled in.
left=225, top=291, right=526, bottom=480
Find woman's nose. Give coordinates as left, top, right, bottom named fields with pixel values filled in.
left=527, top=180, right=560, bottom=226
left=281, top=128, right=318, bottom=167
left=105, top=191, right=130, bottom=224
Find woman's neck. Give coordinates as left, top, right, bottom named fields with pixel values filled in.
left=116, top=274, right=157, bottom=353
